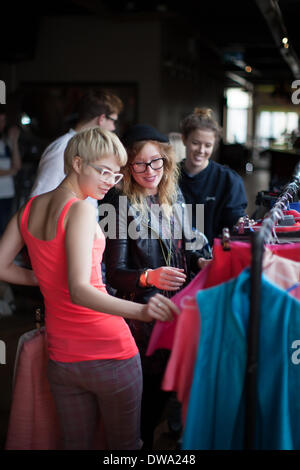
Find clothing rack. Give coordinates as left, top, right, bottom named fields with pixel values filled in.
left=244, top=160, right=300, bottom=450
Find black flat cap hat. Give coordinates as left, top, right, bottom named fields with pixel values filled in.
left=122, top=124, right=169, bottom=147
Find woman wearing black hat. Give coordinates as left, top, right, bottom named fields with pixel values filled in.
left=101, top=124, right=211, bottom=450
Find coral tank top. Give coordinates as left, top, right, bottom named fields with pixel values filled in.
left=20, top=197, right=138, bottom=362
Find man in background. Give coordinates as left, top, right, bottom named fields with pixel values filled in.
left=30, top=89, right=123, bottom=210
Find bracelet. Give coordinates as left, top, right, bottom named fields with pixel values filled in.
left=139, top=269, right=153, bottom=288
left=145, top=269, right=152, bottom=286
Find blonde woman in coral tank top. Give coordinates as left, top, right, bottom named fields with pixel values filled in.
left=0, top=127, right=179, bottom=450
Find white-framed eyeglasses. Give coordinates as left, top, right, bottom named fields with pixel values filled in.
left=88, top=163, right=123, bottom=185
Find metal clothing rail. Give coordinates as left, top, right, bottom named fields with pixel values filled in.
left=244, top=160, right=300, bottom=450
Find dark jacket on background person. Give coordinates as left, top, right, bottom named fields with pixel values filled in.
left=178, top=159, right=248, bottom=245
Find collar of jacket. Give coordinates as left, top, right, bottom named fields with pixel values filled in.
left=127, top=189, right=192, bottom=249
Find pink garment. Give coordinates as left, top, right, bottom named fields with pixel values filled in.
left=147, top=239, right=251, bottom=358
left=161, top=297, right=200, bottom=423
left=5, top=329, right=62, bottom=450
left=204, top=239, right=300, bottom=288
left=160, top=239, right=300, bottom=424
left=5, top=329, right=106, bottom=450
left=147, top=240, right=300, bottom=357
left=149, top=240, right=253, bottom=370
left=268, top=242, right=300, bottom=262
left=253, top=210, right=300, bottom=233
left=263, top=249, right=300, bottom=300
left=146, top=264, right=211, bottom=356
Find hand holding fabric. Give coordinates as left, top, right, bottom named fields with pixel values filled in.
left=140, top=293, right=180, bottom=323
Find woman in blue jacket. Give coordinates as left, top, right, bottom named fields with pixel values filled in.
left=179, top=107, right=248, bottom=245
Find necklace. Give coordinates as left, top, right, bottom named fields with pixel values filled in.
left=58, top=185, right=80, bottom=199
left=159, top=236, right=173, bottom=266
left=146, top=196, right=173, bottom=266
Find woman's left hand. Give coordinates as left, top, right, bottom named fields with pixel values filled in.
left=140, top=293, right=181, bottom=323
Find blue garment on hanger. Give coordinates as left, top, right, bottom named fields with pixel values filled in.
left=182, top=268, right=300, bottom=450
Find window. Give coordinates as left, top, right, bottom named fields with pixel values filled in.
left=225, top=88, right=251, bottom=144
left=257, top=111, right=299, bottom=147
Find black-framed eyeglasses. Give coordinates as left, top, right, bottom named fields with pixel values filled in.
left=105, top=114, right=118, bottom=123
left=88, top=163, right=123, bottom=185
left=130, top=157, right=165, bottom=174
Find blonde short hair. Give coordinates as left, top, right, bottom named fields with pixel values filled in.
left=64, top=126, right=127, bottom=174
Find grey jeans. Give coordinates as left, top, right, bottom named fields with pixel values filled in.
left=47, top=353, right=143, bottom=450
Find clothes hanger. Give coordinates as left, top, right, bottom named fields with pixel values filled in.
left=221, top=227, right=231, bottom=251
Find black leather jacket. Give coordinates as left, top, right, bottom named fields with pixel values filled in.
left=101, top=188, right=211, bottom=304
left=100, top=187, right=211, bottom=375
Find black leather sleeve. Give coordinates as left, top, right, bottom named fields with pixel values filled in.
left=104, top=237, right=145, bottom=293
left=101, top=190, right=156, bottom=300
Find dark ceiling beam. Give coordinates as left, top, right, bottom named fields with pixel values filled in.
left=255, top=0, right=300, bottom=78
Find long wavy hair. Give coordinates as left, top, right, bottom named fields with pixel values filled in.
left=122, top=140, right=179, bottom=217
